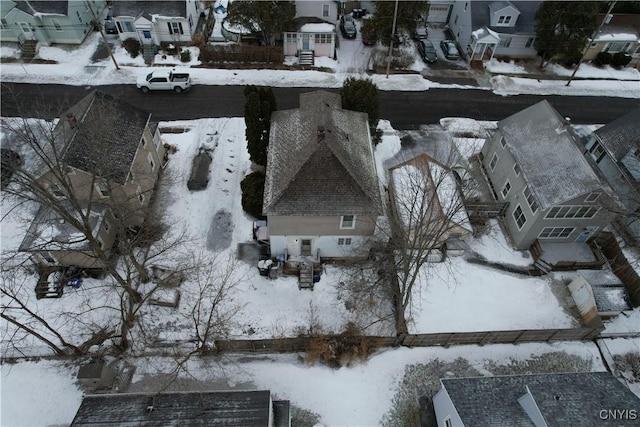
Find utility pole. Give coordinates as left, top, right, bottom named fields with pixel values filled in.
left=566, top=0, right=616, bottom=86
left=86, top=1, right=120, bottom=70
left=385, top=0, right=399, bottom=79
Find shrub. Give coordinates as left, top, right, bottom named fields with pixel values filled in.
left=240, top=171, right=265, bottom=218
left=595, top=51, right=612, bottom=66
left=123, top=38, right=140, bottom=58
left=304, top=322, right=381, bottom=368
left=180, top=49, right=192, bottom=62
left=199, top=44, right=284, bottom=64
left=612, top=52, right=632, bottom=67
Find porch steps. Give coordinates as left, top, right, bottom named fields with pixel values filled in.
left=142, top=44, right=155, bottom=65
left=35, top=268, right=64, bottom=299
left=298, top=262, right=314, bottom=290
left=534, top=259, right=552, bottom=274
left=20, top=40, right=38, bottom=60
left=299, top=50, right=314, bottom=66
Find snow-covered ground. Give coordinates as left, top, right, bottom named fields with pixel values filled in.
left=2, top=30, right=640, bottom=427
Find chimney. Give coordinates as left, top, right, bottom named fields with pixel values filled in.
left=66, top=113, right=77, bottom=128
left=317, top=125, right=325, bottom=143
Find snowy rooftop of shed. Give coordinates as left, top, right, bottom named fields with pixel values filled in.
left=499, top=100, right=604, bottom=208
left=300, top=23, right=335, bottom=33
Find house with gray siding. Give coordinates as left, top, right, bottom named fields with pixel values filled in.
left=284, top=1, right=337, bottom=63
left=583, top=108, right=640, bottom=243
left=0, top=0, right=107, bottom=54
left=481, top=100, right=618, bottom=251
left=263, top=90, right=383, bottom=261
left=447, top=0, right=540, bottom=63
left=432, top=372, right=640, bottom=426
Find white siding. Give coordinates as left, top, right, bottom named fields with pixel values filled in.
left=433, top=388, right=465, bottom=427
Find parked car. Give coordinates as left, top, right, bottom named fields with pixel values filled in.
left=340, top=15, right=357, bottom=39
left=136, top=69, right=192, bottom=93
left=440, top=39, right=460, bottom=60
left=413, top=20, right=428, bottom=39
left=103, top=19, right=117, bottom=34
left=417, top=40, right=438, bottom=63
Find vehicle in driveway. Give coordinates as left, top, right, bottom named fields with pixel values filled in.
left=440, top=39, right=460, bottom=60
left=103, top=19, right=117, bottom=34
left=417, top=39, right=437, bottom=63
left=340, top=15, right=357, bottom=39
left=413, top=20, right=428, bottom=39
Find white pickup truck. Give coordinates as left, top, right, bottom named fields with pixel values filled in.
left=136, top=69, right=192, bottom=93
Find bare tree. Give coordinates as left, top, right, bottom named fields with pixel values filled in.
left=385, top=149, right=470, bottom=334
left=0, top=92, right=189, bottom=355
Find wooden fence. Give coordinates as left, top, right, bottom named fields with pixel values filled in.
left=594, top=232, right=640, bottom=307
left=212, top=327, right=602, bottom=354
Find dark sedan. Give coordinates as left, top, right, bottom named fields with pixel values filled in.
left=340, top=15, right=357, bottom=39
left=417, top=39, right=438, bottom=63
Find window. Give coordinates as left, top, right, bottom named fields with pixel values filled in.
left=513, top=163, right=521, bottom=176
left=137, top=186, right=144, bottom=204
left=525, top=37, right=534, bottom=48
left=545, top=205, right=599, bottom=219
left=153, top=132, right=161, bottom=149
left=499, top=136, right=506, bottom=148
left=501, top=180, right=511, bottom=198
left=188, top=15, right=193, bottom=29
left=585, top=192, right=600, bottom=203
left=322, top=4, right=330, bottom=17
left=444, top=417, right=453, bottom=427
left=19, top=22, right=32, bottom=33
left=489, top=153, right=498, bottom=171
left=338, top=238, right=352, bottom=245
left=52, top=19, right=62, bottom=31
left=76, top=11, right=83, bottom=23
left=454, top=15, right=458, bottom=25
left=103, top=220, right=110, bottom=232
left=589, top=141, right=606, bottom=162
left=513, top=205, right=526, bottom=229
left=499, top=36, right=512, bottom=48
left=604, top=41, right=631, bottom=53
left=148, top=153, right=155, bottom=171
left=523, top=186, right=538, bottom=214
left=340, top=215, right=355, bottom=229
left=464, top=2, right=468, bottom=12
left=539, top=227, right=574, bottom=239
left=49, top=183, right=65, bottom=199
left=96, top=182, right=110, bottom=197
left=286, top=33, right=297, bottom=44
left=0, top=19, right=7, bottom=30
left=168, top=22, right=184, bottom=35
left=117, top=20, right=134, bottom=33
left=497, top=15, right=512, bottom=25
left=314, top=34, right=331, bottom=44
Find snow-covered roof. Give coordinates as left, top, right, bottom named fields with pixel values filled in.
left=111, top=1, right=186, bottom=21
left=300, top=23, right=335, bottom=33
left=472, top=26, right=500, bottom=43
left=264, top=91, right=382, bottom=216
left=595, top=107, right=640, bottom=163
left=498, top=100, right=605, bottom=208
left=19, top=202, right=107, bottom=252
left=594, top=32, right=639, bottom=42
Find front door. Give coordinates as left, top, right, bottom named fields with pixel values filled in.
left=302, top=33, right=310, bottom=50
left=138, top=29, right=153, bottom=44
left=301, top=239, right=312, bottom=256
left=575, top=226, right=598, bottom=243
left=18, top=22, right=35, bottom=39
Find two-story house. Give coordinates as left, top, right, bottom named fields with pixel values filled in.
left=447, top=0, right=540, bottom=65
left=111, top=0, right=201, bottom=62
left=432, top=372, right=640, bottom=427
left=263, top=90, right=383, bottom=262
left=583, top=108, right=640, bottom=243
left=0, top=0, right=107, bottom=58
left=481, top=100, right=618, bottom=254
left=284, top=1, right=337, bottom=65
left=18, top=90, right=165, bottom=270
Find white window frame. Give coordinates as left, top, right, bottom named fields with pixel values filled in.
left=499, top=36, right=512, bottom=48
left=501, top=180, right=511, bottom=198
left=585, top=192, right=600, bottom=203
left=96, top=182, right=110, bottom=198
left=0, top=18, right=8, bottom=30
left=513, top=205, right=526, bottom=230
left=545, top=205, right=599, bottom=219
left=525, top=37, right=535, bottom=48
left=513, top=163, right=521, bottom=176
left=539, top=227, right=575, bottom=239
left=497, top=15, right=512, bottom=25
left=340, top=215, right=356, bottom=229
left=523, top=186, right=538, bottom=214
left=103, top=220, right=110, bottom=232
left=148, top=153, right=155, bottom=171
left=489, top=153, right=498, bottom=171
left=588, top=141, right=606, bottom=163
left=338, top=237, right=352, bottom=245
left=604, top=41, right=631, bottom=53
left=322, top=4, right=330, bottom=17
left=168, top=21, right=184, bottom=35
left=444, top=417, right=453, bottom=427
left=499, top=136, right=506, bottom=148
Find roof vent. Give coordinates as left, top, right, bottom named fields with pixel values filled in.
left=66, top=113, right=77, bottom=128
left=317, top=125, right=326, bottom=143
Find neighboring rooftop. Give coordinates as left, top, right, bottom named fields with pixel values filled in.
left=440, top=372, right=640, bottom=426
left=499, top=100, right=604, bottom=208
left=594, top=107, right=640, bottom=162
left=471, top=0, right=541, bottom=34
left=111, top=1, right=186, bottom=20
left=14, top=1, right=68, bottom=15
left=263, top=90, right=382, bottom=216
left=70, top=390, right=273, bottom=426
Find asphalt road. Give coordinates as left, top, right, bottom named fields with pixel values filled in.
left=1, top=82, right=638, bottom=129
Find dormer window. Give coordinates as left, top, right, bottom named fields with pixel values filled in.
left=498, top=15, right=512, bottom=25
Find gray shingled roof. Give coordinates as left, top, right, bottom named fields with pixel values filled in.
left=111, top=1, right=186, bottom=20
left=441, top=372, right=640, bottom=426
left=15, top=1, right=68, bottom=15
left=500, top=100, right=604, bottom=209
left=471, top=1, right=541, bottom=35
left=60, top=91, right=155, bottom=184
left=595, top=108, right=640, bottom=162
left=70, top=391, right=271, bottom=426
left=263, top=91, right=382, bottom=216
